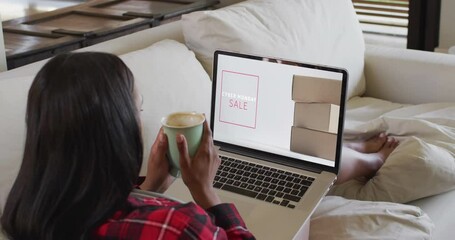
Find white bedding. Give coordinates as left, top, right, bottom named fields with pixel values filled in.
left=344, top=97, right=455, bottom=139
left=310, top=196, right=434, bottom=240
left=324, top=96, right=455, bottom=240
left=333, top=97, right=455, bottom=202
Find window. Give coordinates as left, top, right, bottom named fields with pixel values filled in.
left=353, top=0, right=408, bottom=37
left=352, top=0, right=441, bottom=51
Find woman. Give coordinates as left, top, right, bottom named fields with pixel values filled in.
left=1, top=52, right=255, bottom=240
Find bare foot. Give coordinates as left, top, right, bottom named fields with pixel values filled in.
left=337, top=137, right=399, bottom=184
left=345, top=132, right=387, bottom=153
left=363, top=137, right=399, bottom=178
left=374, top=137, right=399, bottom=163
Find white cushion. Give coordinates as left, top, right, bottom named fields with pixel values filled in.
left=119, top=39, right=212, bottom=175
left=182, top=0, right=365, bottom=99
left=410, top=189, right=455, bottom=240
left=311, top=196, right=434, bottom=240
left=0, top=76, right=34, bottom=215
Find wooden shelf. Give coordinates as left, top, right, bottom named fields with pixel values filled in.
left=3, top=0, right=219, bottom=69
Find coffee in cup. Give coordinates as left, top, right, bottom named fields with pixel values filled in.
left=161, top=112, right=205, bottom=177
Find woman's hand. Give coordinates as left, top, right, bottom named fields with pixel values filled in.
left=177, top=120, right=222, bottom=209
left=140, top=128, right=175, bottom=193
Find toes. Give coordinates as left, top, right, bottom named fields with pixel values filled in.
left=374, top=132, right=387, bottom=146
left=385, top=137, right=399, bottom=149
left=364, top=132, right=388, bottom=153
left=385, top=137, right=394, bottom=148
left=392, top=138, right=400, bottom=148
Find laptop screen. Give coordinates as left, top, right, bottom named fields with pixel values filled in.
left=212, top=51, right=347, bottom=170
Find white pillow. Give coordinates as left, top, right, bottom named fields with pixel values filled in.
left=311, top=196, right=434, bottom=240
left=182, top=0, right=365, bottom=99
left=119, top=40, right=212, bottom=175
left=0, top=76, right=33, bottom=216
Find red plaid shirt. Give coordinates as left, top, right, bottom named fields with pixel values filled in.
left=94, top=192, right=255, bottom=239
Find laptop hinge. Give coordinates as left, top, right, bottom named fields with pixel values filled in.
left=220, top=146, right=323, bottom=174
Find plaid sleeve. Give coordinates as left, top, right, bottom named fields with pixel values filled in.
left=206, top=204, right=247, bottom=230
left=181, top=204, right=255, bottom=240
left=209, top=203, right=255, bottom=239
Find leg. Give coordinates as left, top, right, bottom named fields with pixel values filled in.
left=337, top=137, right=399, bottom=184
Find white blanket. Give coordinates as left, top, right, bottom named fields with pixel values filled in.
left=344, top=97, right=455, bottom=140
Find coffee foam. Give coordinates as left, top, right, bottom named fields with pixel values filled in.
left=165, top=112, right=204, bottom=127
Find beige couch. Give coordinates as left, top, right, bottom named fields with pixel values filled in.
left=1, top=0, right=455, bottom=239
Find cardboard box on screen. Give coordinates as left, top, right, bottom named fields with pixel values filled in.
left=294, top=103, right=339, bottom=134
left=290, top=126, right=337, bottom=161
left=292, top=75, right=341, bottom=105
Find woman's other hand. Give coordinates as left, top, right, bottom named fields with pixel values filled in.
left=140, top=128, right=175, bottom=193
left=177, top=120, right=222, bottom=209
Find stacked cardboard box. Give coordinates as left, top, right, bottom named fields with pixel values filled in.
left=290, top=75, right=341, bottom=161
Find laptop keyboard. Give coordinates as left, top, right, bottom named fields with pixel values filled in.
left=213, top=155, right=314, bottom=209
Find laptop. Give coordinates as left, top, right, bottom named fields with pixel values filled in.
left=165, top=50, right=348, bottom=239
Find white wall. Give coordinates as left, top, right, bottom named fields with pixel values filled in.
left=438, top=0, right=455, bottom=52
left=0, top=14, right=7, bottom=72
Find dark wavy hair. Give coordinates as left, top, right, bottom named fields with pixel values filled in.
left=1, top=52, right=143, bottom=239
